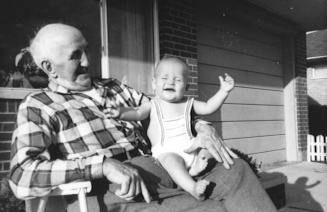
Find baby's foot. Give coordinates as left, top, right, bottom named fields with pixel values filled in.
left=189, top=154, right=208, bottom=176
left=191, top=180, right=210, bottom=200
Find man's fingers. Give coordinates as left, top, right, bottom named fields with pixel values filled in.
left=208, top=138, right=233, bottom=168
left=220, top=148, right=231, bottom=169
left=207, top=144, right=222, bottom=162
left=114, top=174, right=150, bottom=203
left=126, top=176, right=137, bottom=199
left=140, top=180, right=151, bottom=203
left=116, top=177, right=139, bottom=200
left=226, top=147, right=238, bottom=159
left=115, top=177, right=131, bottom=196
left=212, top=138, right=222, bottom=152
left=220, top=146, right=234, bottom=165
left=228, top=147, right=239, bottom=159
left=123, top=196, right=134, bottom=201
left=217, top=145, right=229, bottom=169
left=135, top=179, right=141, bottom=197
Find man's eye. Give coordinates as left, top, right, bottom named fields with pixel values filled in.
left=70, top=50, right=82, bottom=60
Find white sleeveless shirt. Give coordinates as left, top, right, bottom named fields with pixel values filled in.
left=147, top=97, right=195, bottom=167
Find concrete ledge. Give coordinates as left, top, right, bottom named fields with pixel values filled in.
left=0, top=87, right=40, bottom=99
left=260, top=172, right=287, bottom=189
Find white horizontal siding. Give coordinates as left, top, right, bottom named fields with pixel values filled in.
left=197, top=4, right=286, bottom=164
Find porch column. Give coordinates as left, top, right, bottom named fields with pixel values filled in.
left=283, top=32, right=308, bottom=161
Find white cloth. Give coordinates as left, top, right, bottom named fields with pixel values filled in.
left=148, top=98, right=195, bottom=167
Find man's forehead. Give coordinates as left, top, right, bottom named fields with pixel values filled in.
left=37, top=24, right=85, bottom=46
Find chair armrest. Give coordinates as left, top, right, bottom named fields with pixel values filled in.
left=26, top=181, right=92, bottom=212
left=51, top=181, right=92, bottom=196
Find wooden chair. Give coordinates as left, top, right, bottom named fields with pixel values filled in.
left=25, top=181, right=92, bottom=212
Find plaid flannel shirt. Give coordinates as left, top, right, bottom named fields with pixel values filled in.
left=9, top=78, right=150, bottom=199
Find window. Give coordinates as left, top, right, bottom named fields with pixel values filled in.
left=0, top=0, right=158, bottom=97
left=103, top=0, right=158, bottom=94
left=0, top=0, right=101, bottom=91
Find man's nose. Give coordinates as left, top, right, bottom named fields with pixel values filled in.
left=80, top=51, right=89, bottom=67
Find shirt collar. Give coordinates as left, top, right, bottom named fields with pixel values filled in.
left=48, top=80, right=70, bottom=94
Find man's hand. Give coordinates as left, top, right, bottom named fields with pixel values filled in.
left=102, top=157, right=151, bottom=203
left=184, top=121, right=238, bottom=169
left=219, top=73, right=235, bottom=93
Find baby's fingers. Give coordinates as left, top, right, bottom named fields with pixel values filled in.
left=219, top=76, right=224, bottom=84
left=104, top=108, right=120, bottom=118
left=224, top=73, right=234, bottom=81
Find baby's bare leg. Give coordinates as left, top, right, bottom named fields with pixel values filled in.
left=158, top=152, right=209, bottom=200
left=189, top=148, right=213, bottom=177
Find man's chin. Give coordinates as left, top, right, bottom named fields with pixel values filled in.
left=75, top=77, right=92, bottom=91
left=77, top=73, right=90, bottom=81
left=55, top=75, right=92, bottom=91
left=77, top=73, right=91, bottom=80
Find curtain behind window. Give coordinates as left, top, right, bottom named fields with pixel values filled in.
left=108, top=0, right=154, bottom=94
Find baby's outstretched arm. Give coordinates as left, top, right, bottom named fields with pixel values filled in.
left=104, top=102, right=151, bottom=121
left=193, top=73, right=234, bottom=115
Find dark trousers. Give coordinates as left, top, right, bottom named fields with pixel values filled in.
left=66, top=156, right=276, bottom=212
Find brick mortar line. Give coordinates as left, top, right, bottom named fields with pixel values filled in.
left=159, top=34, right=196, bottom=42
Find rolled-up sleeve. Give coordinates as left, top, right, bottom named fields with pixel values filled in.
left=9, top=97, right=105, bottom=199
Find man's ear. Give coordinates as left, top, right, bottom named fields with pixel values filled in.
left=41, top=60, right=57, bottom=78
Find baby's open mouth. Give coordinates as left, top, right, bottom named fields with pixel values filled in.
left=163, top=88, right=175, bottom=92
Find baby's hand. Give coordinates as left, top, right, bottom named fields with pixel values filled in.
left=104, top=99, right=121, bottom=118
left=103, top=106, right=120, bottom=118
left=219, top=73, right=234, bottom=93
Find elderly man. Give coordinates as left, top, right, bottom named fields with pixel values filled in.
left=9, top=23, right=276, bottom=212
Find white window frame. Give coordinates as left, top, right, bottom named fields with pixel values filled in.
left=99, top=0, right=160, bottom=79
left=99, top=0, right=110, bottom=79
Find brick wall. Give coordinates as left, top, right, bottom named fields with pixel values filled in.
left=158, top=0, right=198, bottom=97
left=295, top=32, right=309, bottom=160
left=0, top=99, right=20, bottom=179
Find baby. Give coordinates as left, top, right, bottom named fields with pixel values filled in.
left=105, top=57, right=234, bottom=200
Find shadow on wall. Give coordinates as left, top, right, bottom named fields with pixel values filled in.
left=308, top=96, right=327, bottom=136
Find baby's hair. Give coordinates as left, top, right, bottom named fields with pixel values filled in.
left=154, top=56, right=189, bottom=78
